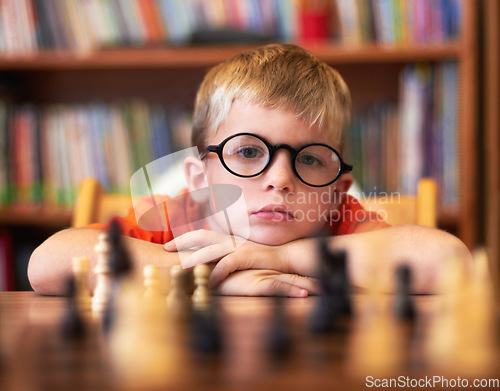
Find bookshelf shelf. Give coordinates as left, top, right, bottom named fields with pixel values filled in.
left=0, top=205, right=71, bottom=228
left=0, top=43, right=463, bottom=70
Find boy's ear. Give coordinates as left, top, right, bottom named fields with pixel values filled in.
left=335, top=173, right=353, bottom=200
left=183, top=156, right=209, bottom=197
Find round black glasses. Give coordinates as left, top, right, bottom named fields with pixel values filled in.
left=200, top=133, right=353, bottom=187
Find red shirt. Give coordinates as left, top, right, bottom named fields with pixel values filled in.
left=85, top=194, right=389, bottom=242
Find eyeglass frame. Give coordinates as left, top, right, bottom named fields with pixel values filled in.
left=199, top=132, right=353, bottom=188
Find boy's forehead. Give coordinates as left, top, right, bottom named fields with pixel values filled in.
left=208, top=101, right=342, bottom=148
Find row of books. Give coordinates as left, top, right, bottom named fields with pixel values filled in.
left=0, top=68, right=460, bottom=212
left=334, top=0, right=461, bottom=46
left=346, top=61, right=458, bottom=209
left=0, top=0, right=462, bottom=54
left=0, top=100, right=192, bottom=207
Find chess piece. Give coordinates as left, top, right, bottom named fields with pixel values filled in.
left=308, top=240, right=351, bottom=333
left=189, top=298, right=221, bottom=354
left=166, top=265, right=191, bottom=321
left=393, top=264, right=416, bottom=321
left=452, top=248, right=496, bottom=376
left=347, top=261, right=404, bottom=377
left=60, top=277, right=86, bottom=340
left=107, top=218, right=132, bottom=277
left=143, top=264, right=162, bottom=301
left=424, top=255, right=471, bottom=375
left=192, top=264, right=211, bottom=310
left=267, top=296, right=291, bottom=360
left=72, top=256, right=91, bottom=314
left=92, top=233, right=111, bottom=313
left=102, top=219, right=136, bottom=332
left=108, top=275, right=176, bottom=389
left=348, top=305, right=403, bottom=377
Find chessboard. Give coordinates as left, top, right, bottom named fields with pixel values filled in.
left=1, top=290, right=499, bottom=391
left=1, top=224, right=499, bottom=391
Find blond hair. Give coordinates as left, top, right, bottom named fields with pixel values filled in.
left=192, top=44, right=351, bottom=151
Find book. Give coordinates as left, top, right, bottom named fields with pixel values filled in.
left=440, top=61, right=458, bottom=208
left=137, top=0, right=167, bottom=45
left=0, top=229, right=14, bottom=291
left=0, top=102, right=9, bottom=206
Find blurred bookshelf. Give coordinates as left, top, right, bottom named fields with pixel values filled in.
left=0, top=0, right=480, bottom=288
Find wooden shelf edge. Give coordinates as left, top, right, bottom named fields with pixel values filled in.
left=0, top=204, right=72, bottom=227
left=0, top=202, right=460, bottom=231
left=0, top=42, right=463, bottom=70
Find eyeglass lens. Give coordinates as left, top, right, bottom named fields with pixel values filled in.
left=221, top=134, right=341, bottom=186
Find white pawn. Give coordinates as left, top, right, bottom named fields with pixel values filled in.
left=92, top=233, right=111, bottom=314
left=72, top=256, right=91, bottom=314
left=453, top=248, right=496, bottom=376
left=143, top=264, right=162, bottom=301
left=166, top=265, right=190, bottom=320
left=109, top=276, right=176, bottom=389
left=424, top=255, right=467, bottom=373
left=192, top=264, right=211, bottom=310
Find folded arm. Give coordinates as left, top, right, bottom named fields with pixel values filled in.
left=28, top=228, right=182, bottom=295
left=167, top=225, right=472, bottom=295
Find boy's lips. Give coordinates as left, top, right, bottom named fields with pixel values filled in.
left=252, top=204, right=295, bottom=221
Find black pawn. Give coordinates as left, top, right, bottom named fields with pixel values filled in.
left=107, top=218, right=132, bottom=278
left=267, top=297, right=291, bottom=360
left=393, top=264, right=416, bottom=321
left=60, top=277, right=85, bottom=339
left=101, top=219, right=132, bottom=334
left=189, top=301, right=221, bottom=354
left=308, top=240, right=351, bottom=333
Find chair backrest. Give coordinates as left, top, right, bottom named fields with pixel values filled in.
left=72, top=178, right=132, bottom=228
left=73, top=177, right=438, bottom=228
left=359, top=178, right=437, bottom=227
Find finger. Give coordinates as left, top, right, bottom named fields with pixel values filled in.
left=215, top=272, right=308, bottom=298
left=272, top=274, right=322, bottom=295
left=181, top=241, right=236, bottom=268
left=209, top=251, right=288, bottom=288
left=256, top=278, right=309, bottom=298
left=164, top=230, right=232, bottom=251
left=209, top=252, right=253, bottom=288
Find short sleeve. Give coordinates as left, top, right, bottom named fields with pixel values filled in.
left=326, top=195, right=390, bottom=235
left=83, top=205, right=172, bottom=244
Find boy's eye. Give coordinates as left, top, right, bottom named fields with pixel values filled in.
left=297, top=153, right=322, bottom=166
left=234, top=146, right=264, bottom=159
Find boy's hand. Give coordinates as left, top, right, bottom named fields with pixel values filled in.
left=164, top=229, right=320, bottom=288
left=164, top=230, right=245, bottom=268
left=215, top=269, right=321, bottom=297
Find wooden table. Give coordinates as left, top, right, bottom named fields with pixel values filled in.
left=0, top=292, right=497, bottom=391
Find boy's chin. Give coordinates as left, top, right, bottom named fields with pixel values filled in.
left=247, top=230, right=309, bottom=246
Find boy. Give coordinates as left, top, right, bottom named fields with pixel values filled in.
left=28, top=44, right=470, bottom=296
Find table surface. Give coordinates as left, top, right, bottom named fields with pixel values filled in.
left=0, top=291, right=497, bottom=391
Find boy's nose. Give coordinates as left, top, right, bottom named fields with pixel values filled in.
left=262, top=150, right=295, bottom=192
